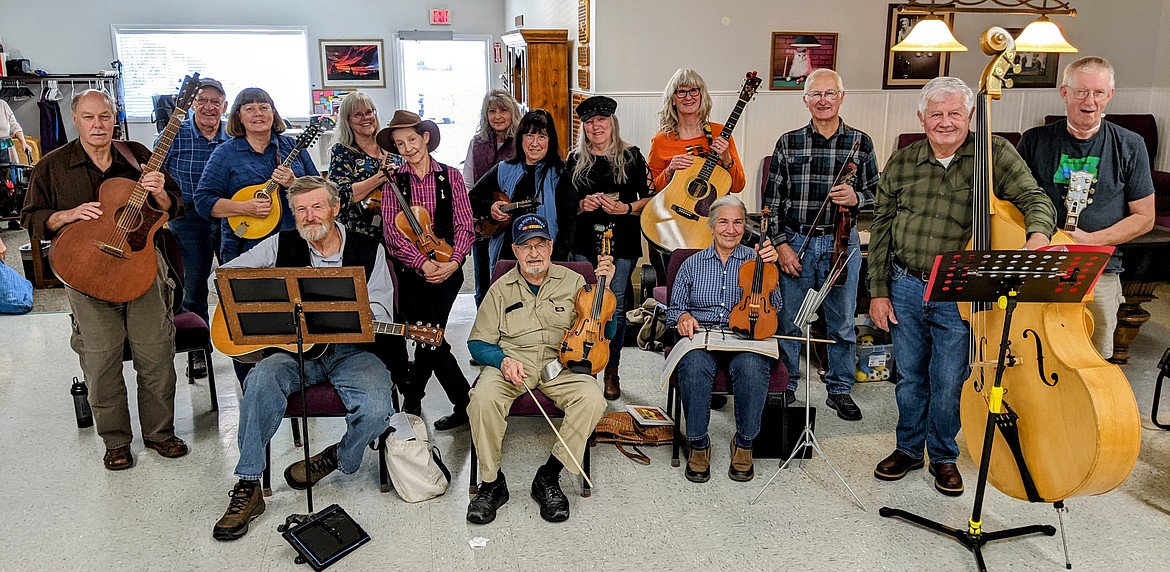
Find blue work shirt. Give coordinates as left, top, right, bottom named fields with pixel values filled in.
left=667, top=245, right=783, bottom=329
left=194, top=133, right=319, bottom=261
left=156, top=118, right=228, bottom=207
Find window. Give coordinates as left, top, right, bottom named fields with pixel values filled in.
left=112, top=25, right=311, bottom=121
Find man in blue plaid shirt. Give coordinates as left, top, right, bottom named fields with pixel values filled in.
left=764, top=69, right=879, bottom=421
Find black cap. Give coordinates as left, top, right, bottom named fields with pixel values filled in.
left=198, top=78, right=226, bottom=95
left=574, top=95, right=617, bottom=122
left=512, top=213, right=552, bottom=244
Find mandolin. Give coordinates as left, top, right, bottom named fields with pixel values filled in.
left=474, top=190, right=541, bottom=239
left=1062, top=170, right=1095, bottom=232
left=558, top=228, right=617, bottom=375
left=49, top=74, right=202, bottom=303
left=226, top=123, right=322, bottom=239
left=729, top=207, right=779, bottom=340
left=211, top=304, right=444, bottom=363
left=381, top=165, right=455, bottom=263
left=641, top=71, right=761, bottom=252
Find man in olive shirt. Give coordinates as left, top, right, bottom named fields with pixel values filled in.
left=465, top=214, right=611, bottom=525
left=867, top=77, right=1055, bottom=497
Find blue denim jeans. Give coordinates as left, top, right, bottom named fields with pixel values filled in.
left=778, top=228, right=860, bottom=394
left=234, top=343, right=394, bottom=480
left=677, top=349, right=772, bottom=448
left=887, top=264, right=971, bottom=464
left=168, top=203, right=219, bottom=322
left=472, top=239, right=491, bottom=307
left=569, top=254, right=636, bottom=368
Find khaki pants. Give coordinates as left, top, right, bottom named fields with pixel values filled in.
left=468, top=368, right=606, bottom=483
left=67, top=251, right=177, bottom=449
left=1086, top=272, right=1122, bottom=359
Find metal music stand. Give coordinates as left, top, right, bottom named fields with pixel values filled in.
left=752, top=250, right=866, bottom=510
left=879, top=246, right=1113, bottom=572
left=216, top=266, right=375, bottom=570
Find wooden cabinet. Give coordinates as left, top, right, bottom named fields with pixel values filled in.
left=501, top=29, right=570, bottom=158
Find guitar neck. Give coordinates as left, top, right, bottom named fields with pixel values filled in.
left=697, top=95, right=751, bottom=181
left=501, top=200, right=536, bottom=214
left=372, top=321, right=407, bottom=336
left=129, top=106, right=190, bottom=207
left=1063, top=215, right=1079, bottom=232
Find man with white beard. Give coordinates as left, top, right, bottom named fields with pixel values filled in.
left=209, top=176, right=395, bottom=541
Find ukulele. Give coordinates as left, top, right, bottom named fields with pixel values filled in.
left=641, top=71, right=762, bottom=252
left=49, top=74, right=202, bottom=303
left=729, top=207, right=779, bottom=340
left=558, top=228, right=617, bottom=375
left=381, top=165, right=455, bottom=263
left=226, top=123, right=323, bottom=239
left=211, top=304, right=444, bottom=363
left=475, top=191, right=541, bottom=239
left=1062, top=170, right=1095, bottom=232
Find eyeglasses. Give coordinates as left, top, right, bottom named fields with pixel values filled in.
left=673, top=87, right=702, bottom=100
left=806, top=89, right=841, bottom=101
left=515, top=240, right=552, bottom=254
left=195, top=97, right=224, bottom=107
left=1066, top=87, right=1111, bottom=101
left=352, top=110, right=377, bottom=119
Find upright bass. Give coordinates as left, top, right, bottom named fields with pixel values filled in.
left=958, top=28, right=1139, bottom=503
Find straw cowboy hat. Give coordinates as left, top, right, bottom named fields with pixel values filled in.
left=376, top=110, right=440, bottom=153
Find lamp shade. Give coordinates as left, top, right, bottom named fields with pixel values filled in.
left=1014, top=16, right=1078, bottom=53
left=792, top=35, right=822, bottom=48
left=891, top=17, right=968, bottom=52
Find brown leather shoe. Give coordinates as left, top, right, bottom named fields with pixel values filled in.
left=930, top=463, right=965, bottom=496
left=213, top=480, right=266, bottom=541
left=603, top=364, right=621, bottom=401
left=728, top=442, right=755, bottom=482
left=144, top=436, right=190, bottom=458
left=874, top=450, right=925, bottom=481
left=103, top=446, right=134, bottom=471
left=284, top=444, right=339, bottom=490
left=685, top=445, right=710, bottom=483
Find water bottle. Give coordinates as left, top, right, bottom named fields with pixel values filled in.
left=71, top=377, right=93, bottom=428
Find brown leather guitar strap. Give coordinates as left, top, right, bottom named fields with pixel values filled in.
left=112, top=140, right=143, bottom=173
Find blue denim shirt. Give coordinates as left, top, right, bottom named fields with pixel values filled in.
left=156, top=118, right=228, bottom=206
left=667, top=245, right=783, bottom=329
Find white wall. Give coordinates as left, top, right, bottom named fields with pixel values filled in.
left=0, top=0, right=507, bottom=147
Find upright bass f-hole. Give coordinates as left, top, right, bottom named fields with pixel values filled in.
left=1022, top=329, right=1059, bottom=387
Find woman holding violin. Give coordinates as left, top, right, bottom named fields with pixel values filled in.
left=564, top=96, right=653, bottom=400
left=763, top=69, right=879, bottom=420
left=377, top=110, right=475, bottom=430
left=328, top=91, right=396, bottom=243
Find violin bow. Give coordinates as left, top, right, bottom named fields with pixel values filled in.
left=795, top=139, right=862, bottom=261
left=521, top=382, right=594, bottom=488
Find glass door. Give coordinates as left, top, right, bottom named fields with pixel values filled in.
left=395, top=36, right=489, bottom=168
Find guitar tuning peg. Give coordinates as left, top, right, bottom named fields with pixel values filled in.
left=1087, top=198, right=1093, bottom=204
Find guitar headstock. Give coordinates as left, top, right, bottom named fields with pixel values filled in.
left=297, top=123, right=323, bottom=149
left=1066, top=170, right=1095, bottom=215
left=174, top=73, right=203, bottom=113
left=407, top=323, right=445, bottom=347
left=739, top=71, right=762, bottom=103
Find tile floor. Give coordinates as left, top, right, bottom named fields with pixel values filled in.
left=1, top=289, right=1169, bottom=571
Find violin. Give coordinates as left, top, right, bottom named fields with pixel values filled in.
left=829, top=141, right=861, bottom=287
left=558, top=228, right=617, bottom=375
left=362, top=153, right=406, bottom=215
left=380, top=164, right=454, bottom=263
left=729, top=207, right=779, bottom=340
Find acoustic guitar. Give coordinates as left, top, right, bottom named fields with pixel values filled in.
left=474, top=191, right=541, bottom=239
left=226, top=123, right=323, bottom=239
left=49, top=74, right=202, bottom=303
left=211, top=304, right=444, bottom=363
left=640, top=71, right=761, bottom=252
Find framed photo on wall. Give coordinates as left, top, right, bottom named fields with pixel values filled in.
left=319, top=39, right=385, bottom=88
left=1004, top=28, right=1060, bottom=88
left=770, top=32, right=838, bottom=90
left=882, top=5, right=954, bottom=89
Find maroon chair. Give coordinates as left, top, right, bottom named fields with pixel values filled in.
left=468, top=259, right=596, bottom=497
left=660, top=248, right=790, bottom=467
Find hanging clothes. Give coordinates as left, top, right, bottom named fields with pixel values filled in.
left=38, top=93, right=67, bottom=154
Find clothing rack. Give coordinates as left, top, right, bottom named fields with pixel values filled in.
left=0, top=68, right=127, bottom=139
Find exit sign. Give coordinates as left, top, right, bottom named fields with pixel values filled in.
left=430, top=9, right=451, bottom=25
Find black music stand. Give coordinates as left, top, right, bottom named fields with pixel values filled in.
left=216, top=266, right=375, bottom=570
left=879, top=246, right=1113, bottom=572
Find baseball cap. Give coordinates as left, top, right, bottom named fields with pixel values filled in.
left=512, top=213, right=552, bottom=245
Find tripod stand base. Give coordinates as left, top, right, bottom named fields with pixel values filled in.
left=879, top=506, right=1055, bottom=572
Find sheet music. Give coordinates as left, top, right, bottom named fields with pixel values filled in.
left=659, top=329, right=780, bottom=390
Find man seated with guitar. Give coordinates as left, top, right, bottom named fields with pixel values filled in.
left=465, top=214, right=612, bottom=525
left=210, top=176, right=395, bottom=541
left=666, top=195, right=781, bottom=484
left=22, top=89, right=188, bottom=471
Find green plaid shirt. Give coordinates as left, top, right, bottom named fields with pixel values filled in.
left=867, top=133, right=1056, bottom=298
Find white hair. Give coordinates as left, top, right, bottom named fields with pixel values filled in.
left=1062, top=56, right=1115, bottom=89
left=918, top=76, right=974, bottom=114
left=706, top=195, right=747, bottom=229
left=804, top=69, right=844, bottom=95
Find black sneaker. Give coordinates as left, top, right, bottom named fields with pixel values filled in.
left=284, top=444, right=339, bottom=490
left=785, top=390, right=796, bottom=406
left=213, top=480, right=265, bottom=541
left=467, top=474, right=509, bottom=524
left=401, top=397, right=422, bottom=417
left=826, top=393, right=863, bottom=421
left=434, top=410, right=469, bottom=431
left=530, top=472, right=570, bottom=522
left=188, top=352, right=208, bottom=379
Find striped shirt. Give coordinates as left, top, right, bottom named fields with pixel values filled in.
left=867, top=133, right=1056, bottom=299
left=667, top=245, right=783, bottom=329
left=381, top=158, right=474, bottom=270
left=763, top=120, right=879, bottom=242
left=157, top=118, right=228, bottom=204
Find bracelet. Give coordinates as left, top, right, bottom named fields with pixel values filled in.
left=626, top=203, right=633, bottom=215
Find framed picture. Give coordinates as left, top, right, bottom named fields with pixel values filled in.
left=882, top=5, right=954, bottom=89
left=1004, top=28, right=1060, bottom=88
left=319, top=39, right=385, bottom=88
left=769, top=32, right=839, bottom=90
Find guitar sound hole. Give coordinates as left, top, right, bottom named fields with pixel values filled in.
left=114, top=206, right=143, bottom=233
left=687, top=179, right=710, bottom=201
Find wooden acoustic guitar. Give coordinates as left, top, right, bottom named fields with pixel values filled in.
left=49, top=74, right=203, bottom=303
left=211, top=304, right=444, bottom=363
left=1062, top=170, right=1095, bottom=232
left=640, top=71, right=762, bottom=252
left=474, top=191, right=541, bottom=239
left=226, top=123, right=323, bottom=239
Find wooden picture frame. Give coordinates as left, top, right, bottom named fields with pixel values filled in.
left=882, top=5, right=954, bottom=89
left=1004, top=27, right=1060, bottom=88
left=319, top=39, right=385, bottom=88
left=769, top=32, right=838, bottom=90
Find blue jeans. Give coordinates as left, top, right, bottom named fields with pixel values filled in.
left=887, top=264, right=971, bottom=464
left=168, top=203, right=219, bottom=322
left=472, top=239, right=491, bottom=307
left=234, top=343, right=394, bottom=480
left=569, top=254, right=636, bottom=368
left=677, top=349, right=771, bottom=448
left=778, top=228, right=860, bottom=394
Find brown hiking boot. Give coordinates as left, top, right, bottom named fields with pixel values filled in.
left=729, top=442, right=755, bottom=482
left=685, top=445, right=711, bottom=483
left=213, top=480, right=265, bottom=541
left=284, top=443, right=339, bottom=490
left=144, top=436, right=189, bottom=458
left=603, top=364, right=621, bottom=400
